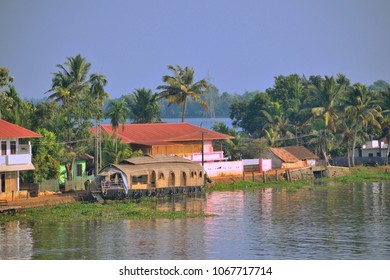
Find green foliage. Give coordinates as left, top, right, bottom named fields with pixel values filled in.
left=127, top=88, right=161, bottom=123
left=157, top=64, right=210, bottom=122
left=1, top=200, right=209, bottom=223
left=101, top=133, right=142, bottom=165
left=32, top=129, right=64, bottom=182
left=229, top=74, right=388, bottom=165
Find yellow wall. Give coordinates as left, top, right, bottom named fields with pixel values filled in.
left=1, top=172, right=18, bottom=193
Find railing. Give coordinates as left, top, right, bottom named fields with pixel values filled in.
left=184, top=151, right=227, bottom=162
left=0, top=144, right=32, bottom=165
left=101, top=181, right=124, bottom=192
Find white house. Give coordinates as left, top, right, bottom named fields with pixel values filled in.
left=355, top=139, right=389, bottom=159
left=0, top=119, right=41, bottom=200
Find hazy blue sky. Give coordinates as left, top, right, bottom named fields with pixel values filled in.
left=1, top=0, right=389, bottom=99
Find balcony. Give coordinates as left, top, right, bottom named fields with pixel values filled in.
left=0, top=144, right=32, bottom=166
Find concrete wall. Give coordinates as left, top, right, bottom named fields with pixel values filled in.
left=204, top=160, right=243, bottom=177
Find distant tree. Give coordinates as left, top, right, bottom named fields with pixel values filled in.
left=105, top=98, right=130, bottom=154
left=128, top=88, right=161, bottom=123
left=230, top=92, right=271, bottom=136
left=157, top=65, right=210, bottom=122
left=379, top=87, right=390, bottom=165
left=306, top=75, right=348, bottom=133
left=345, top=83, right=382, bottom=166
left=368, top=80, right=390, bottom=92
left=90, top=73, right=109, bottom=121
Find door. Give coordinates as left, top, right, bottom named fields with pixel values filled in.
left=1, top=173, right=5, bottom=193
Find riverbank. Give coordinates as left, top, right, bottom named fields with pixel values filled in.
left=207, top=166, right=390, bottom=191
left=2, top=166, right=390, bottom=222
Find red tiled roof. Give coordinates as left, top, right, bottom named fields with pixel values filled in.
left=270, top=146, right=318, bottom=162
left=283, top=146, right=319, bottom=160
left=0, top=119, right=42, bottom=139
left=96, top=122, right=234, bottom=145
left=270, top=147, right=299, bottom=163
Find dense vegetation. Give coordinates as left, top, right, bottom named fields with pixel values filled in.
left=1, top=54, right=390, bottom=185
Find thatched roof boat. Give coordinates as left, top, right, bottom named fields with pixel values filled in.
left=93, top=154, right=205, bottom=198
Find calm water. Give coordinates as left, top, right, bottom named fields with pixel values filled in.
left=1, top=182, right=390, bottom=260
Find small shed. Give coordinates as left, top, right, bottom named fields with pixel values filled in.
left=269, top=146, right=319, bottom=169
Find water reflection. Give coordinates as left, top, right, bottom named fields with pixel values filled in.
left=0, top=221, right=34, bottom=259
left=1, top=182, right=390, bottom=260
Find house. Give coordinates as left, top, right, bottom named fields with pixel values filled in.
left=357, top=139, right=388, bottom=158
left=95, top=122, right=234, bottom=162
left=92, top=122, right=242, bottom=177
left=0, top=119, right=42, bottom=200
left=268, top=146, right=319, bottom=169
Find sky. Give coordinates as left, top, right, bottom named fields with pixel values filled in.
left=1, top=0, right=389, bottom=100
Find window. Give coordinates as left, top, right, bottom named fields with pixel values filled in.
left=76, top=164, right=83, bottom=176
left=1, top=142, right=6, bottom=155
left=132, top=175, right=148, bottom=184
left=368, top=153, right=373, bottom=158
left=10, top=141, right=16, bottom=155
left=159, top=172, right=165, bottom=180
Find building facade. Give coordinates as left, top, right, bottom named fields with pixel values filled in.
left=0, top=119, right=41, bottom=199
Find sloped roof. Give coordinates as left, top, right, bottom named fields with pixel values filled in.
left=0, top=119, right=42, bottom=139
left=120, top=154, right=194, bottom=165
left=270, top=147, right=299, bottom=163
left=283, top=146, right=319, bottom=160
left=97, top=122, right=234, bottom=145
left=270, top=146, right=318, bottom=163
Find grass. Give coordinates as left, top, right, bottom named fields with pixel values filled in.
left=207, top=166, right=390, bottom=192
left=207, top=177, right=313, bottom=192
left=0, top=199, right=210, bottom=223
left=332, top=167, right=390, bottom=183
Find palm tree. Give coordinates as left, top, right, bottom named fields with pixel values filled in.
left=46, top=54, right=92, bottom=142
left=157, top=64, right=210, bottom=122
left=379, top=87, right=390, bottom=165
left=303, top=75, right=348, bottom=165
left=260, top=101, right=290, bottom=146
left=336, top=115, right=356, bottom=167
left=47, top=54, right=91, bottom=104
left=128, top=88, right=161, bottom=123
left=90, top=73, right=109, bottom=173
left=345, top=83, right=382, bottom=166
left=105, top=98, right=130, bottom=154
left=307, top=75, right=347, bottom=133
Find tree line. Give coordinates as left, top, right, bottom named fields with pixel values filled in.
left=1, top=54, right=390, bottom=184
left=0, top=55, right=213, bottom=183
left=221, top=74, right=390, bottom=167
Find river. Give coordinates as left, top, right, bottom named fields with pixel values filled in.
left=1, top=181, right=390, bottom=260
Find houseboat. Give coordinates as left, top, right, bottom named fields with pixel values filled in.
left=91, top=154, right=206, bottom=199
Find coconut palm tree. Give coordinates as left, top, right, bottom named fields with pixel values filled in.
left=128, top=88, right=161, bottom=123
left=47, top=54, right=91, bottom=104
left=345, top=83, right=382, bottom=166
left=105, top=98, right=130, bottom=154
left=90, top=73, right=109, bottom=173
left=157, top=65, right=210, bottom=122
left=379, top=87, right=390, bottom=165
left=307, top=75, right=347, bottom=133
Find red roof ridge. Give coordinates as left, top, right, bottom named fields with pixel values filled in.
left=0, top=119, right=42, bottom=139
left=95, top=122, right=233, bottom=144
